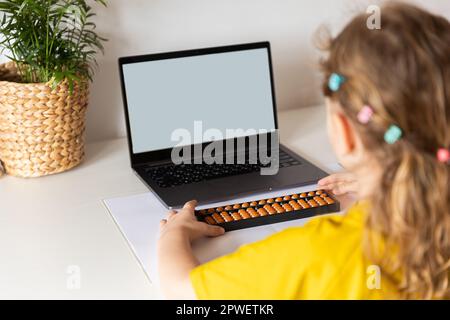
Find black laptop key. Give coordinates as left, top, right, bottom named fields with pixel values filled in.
left=146, top=163, right=261, bottom=188
left=278, top=150, right=301, bottom=167
left=145, top=150, right=302, bottom=188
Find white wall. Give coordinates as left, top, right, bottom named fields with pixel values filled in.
left=2, top=1, right=449, bottom=142
left=88, top=0, right=363, bottom=142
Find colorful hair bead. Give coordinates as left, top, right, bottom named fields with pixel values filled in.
left=384, top=125, right=403, bottom=145
left=357, top=105, right=374, bottom=124
left=437, top=148, right=450, bottom=164
left=328, top=73, right=346, bottom=92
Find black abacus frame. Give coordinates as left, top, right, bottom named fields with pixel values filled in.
left=195, top=192, right=341, bottom=232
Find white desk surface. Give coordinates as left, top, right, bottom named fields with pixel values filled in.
left=0, top=105, right=337, bottom=299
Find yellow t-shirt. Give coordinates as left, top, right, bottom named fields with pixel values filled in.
left=190, top=202, right=398, bottom=299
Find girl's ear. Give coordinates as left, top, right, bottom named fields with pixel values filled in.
left=334, top=111, right=357, bottom=155
left=326, top=98, right=359, bottom=162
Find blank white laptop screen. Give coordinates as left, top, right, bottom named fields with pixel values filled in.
left=122, top=48, right=276, bottom=154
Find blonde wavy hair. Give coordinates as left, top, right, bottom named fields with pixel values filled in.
left=320, top=2, right=450, bottom=299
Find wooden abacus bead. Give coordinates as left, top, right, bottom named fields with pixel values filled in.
left=282, top=203, right=294, bottom=212
left=233, top=204, right=241, bottom=210
left=205, top=216, right=216, bottom=225
left=199, top=209, right=207, bottom=215
left=241, top=202, right=250, bottom=208
left=283, top=195, right=291, bottom=201
left=300, top=193, right=307, bottom=198
left=207, top=208, right=216, bottom=214
left=314, top=196, right=327, bottom=206
left=239, top=209, right=251, bottom=219
left=212, top=213, right=225, bottom=224
left=263, top=204, right=277, bottom=215
left=231, top=212, right=242, bottom=221
left=272, top=203, right=285, bottom=213
left=221, top=212, right=233, bottom=222
left=298, top=199, right=310, bottom=209
left=246, top=208, right=260, bottom=218
left=316, top=190, right=324, bottom=195
left=258, top=200, right=266, bottom=205
left=308, top=191, right=315, bottom=197
left=324, top=197, right=335, bottom=204
left=308, top=199, right=319, bottom=207
left=289, top=200, right=301, bottom=210
left=225, top=205, right=233, bottom=211
left=275, top=197, right=283, bottom=202
left=250, top=202, right=258, bottom=207
left=216, top=207, right=224, bottom=212
left=266, top=198, right=275, bottom=204
left=291, top=194, right=299, bottom=199
left=257, top=208, right=269, bottom=216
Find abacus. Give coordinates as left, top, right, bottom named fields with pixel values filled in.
left=196, top=190, right=340, bottom=232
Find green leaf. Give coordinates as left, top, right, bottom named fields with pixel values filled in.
left=0, top=0, right=108, bottom=93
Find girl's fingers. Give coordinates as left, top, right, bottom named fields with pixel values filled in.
left=331, top=185, right=345, bottom=195
left=318, top=174, right=340, bottom=186
left=318, top=172, right=356, bottom=186
left=332, top=180, right=359, bottom=195
left=319, top=182, right=338, bottom=190
left=204, top=225, right=225, bottom=237
left=182, top=200, right=198, bottom=214
left=166, top=210, right=177, bottom=220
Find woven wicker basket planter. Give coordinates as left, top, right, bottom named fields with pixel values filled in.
left=0, top=62, right=89, bottom=178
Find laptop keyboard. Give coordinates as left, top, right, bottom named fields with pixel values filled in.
left=144, top=150, right=301, bottom=188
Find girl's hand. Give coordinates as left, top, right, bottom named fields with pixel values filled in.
left=158, top=200, right=223, bottom=300
left=318, top=172, right=359, bottom=195
left=159, top=200, right=225, bottom=242
left=318, top=172, right=359, bottom=209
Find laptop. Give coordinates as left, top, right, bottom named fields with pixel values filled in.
left=118, top=42, right=328, bottom=208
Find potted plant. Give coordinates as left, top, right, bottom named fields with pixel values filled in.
left=0, top=0, right=107, bottom=177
